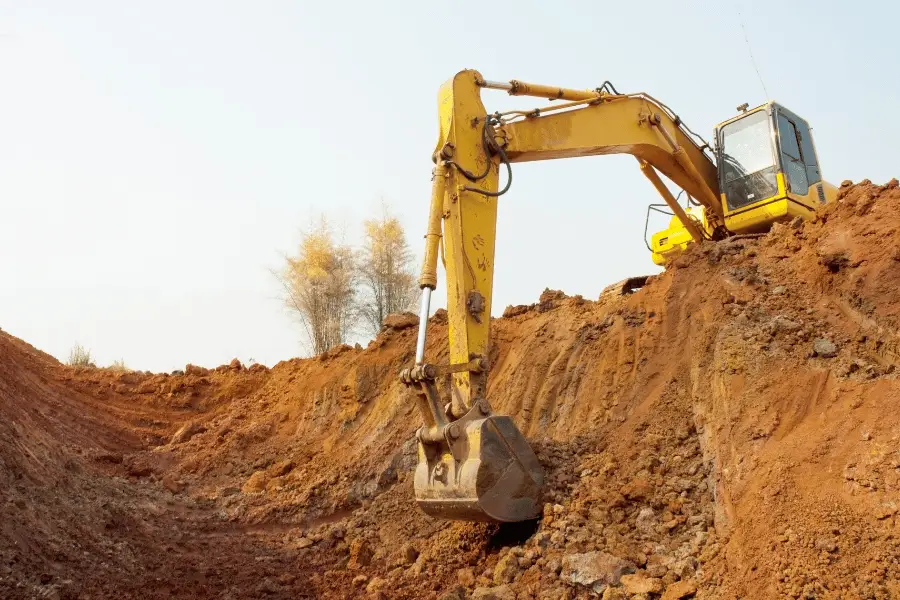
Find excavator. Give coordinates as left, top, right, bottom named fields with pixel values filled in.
left=399, top=69, right=836, bottom=523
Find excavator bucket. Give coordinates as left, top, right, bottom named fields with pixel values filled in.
left=413, top=411, right=544, bottom=522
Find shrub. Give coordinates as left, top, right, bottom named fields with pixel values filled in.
left=108, top=358, right=130, bottom=373
left=67, top=343, right=94, bottom=367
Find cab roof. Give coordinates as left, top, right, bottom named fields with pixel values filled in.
left=714, top=101, right=773, bottom=131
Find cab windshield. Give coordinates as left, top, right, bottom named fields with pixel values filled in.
left=719, top=110, right=778, bottom=210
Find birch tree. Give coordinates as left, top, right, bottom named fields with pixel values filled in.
left=282, top=218, right=356, bottom=354
left=357, top=207, right=418, bottom=336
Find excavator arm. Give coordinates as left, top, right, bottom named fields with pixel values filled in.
left=402, top=69, right=726, bottom=523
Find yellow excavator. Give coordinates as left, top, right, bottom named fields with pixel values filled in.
left=400, top=69, right=836, bottom=523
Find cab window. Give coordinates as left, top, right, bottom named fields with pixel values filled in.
left=718, top=110, right=778, bottom=210
left=795, top=119, right=821, bottom=185
left=777, top=114, right=809, bottom=194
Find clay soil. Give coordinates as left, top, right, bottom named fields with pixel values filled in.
left=4, top=179, right=900, bottom=600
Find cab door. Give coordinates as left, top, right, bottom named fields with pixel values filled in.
left=775, top=106, right=824, bottom=203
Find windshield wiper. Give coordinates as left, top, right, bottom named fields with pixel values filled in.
left=720, top=152, right=751, bottom=179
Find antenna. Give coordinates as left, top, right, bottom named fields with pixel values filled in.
left=735, top=2, right=769, bottom=100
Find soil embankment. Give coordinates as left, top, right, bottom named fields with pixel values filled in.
left=3, top=179, right=900, bottom=599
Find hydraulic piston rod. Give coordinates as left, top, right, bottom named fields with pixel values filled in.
left=478, top=77, right=600, bottom=102
left=415, top=288, right=431, bottom=365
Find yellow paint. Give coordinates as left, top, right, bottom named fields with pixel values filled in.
left=505, top=79, right=603, bottom=101
left=429, top=70, right=499, bottom=408
left=722, top=174, right=839, bottom=234
left=651, top=207, right=710, bottom=265
left=502, top=96, right=721, bottom=225
left=713, top=102, right=837, bottom=235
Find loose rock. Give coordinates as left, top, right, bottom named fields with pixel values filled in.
left=621, top=574, right=663, bottom=594
left=772, top=315, right=801, bottom=333
left=365, top=577, right=386, bottom=594
left=812, top=338, right=838, bottom=358
left=347, top=539, right=373, bottom=569
left=562, top=551, right=633, bottom=591
left=401, top=543, right=419, bottom=565
left=382, top=312, right=419, bottom=330
left=170, top=422, right=205, bottom=445
left=471, top=585, right=516, bottom=600
left=662, top=580, right=698, bottom=599
left=241, top=470, right=269, bottom=494
left=438, top=587, right=466, bottom=600
left=493, top=552, right=520, bottom=584
left=457, top=567, right=476, bottom=588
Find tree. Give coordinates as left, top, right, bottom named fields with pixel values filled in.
left=357, top=206, right=418, bottom=336
left=281, top=217, right=356, bottom=354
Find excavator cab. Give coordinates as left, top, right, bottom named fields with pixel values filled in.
left=647, top=102, right=836, bottom=263
left=714, top=102, right=837, bottom=233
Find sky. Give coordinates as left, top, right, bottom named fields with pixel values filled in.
left=0, top=1, right=897, bottom=372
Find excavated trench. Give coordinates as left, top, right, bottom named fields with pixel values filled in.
left=3, top=179, right=900, bottom=599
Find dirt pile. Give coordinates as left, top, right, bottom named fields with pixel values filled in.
left=4, top=178, right=900, bottom=599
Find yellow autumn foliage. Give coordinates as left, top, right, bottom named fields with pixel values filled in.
left=358, top=209, right=417, bottom=335
left=283, top=219, right=355, bottom=354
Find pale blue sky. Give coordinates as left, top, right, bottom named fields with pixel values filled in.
left=0, top=1, right=896, bottom=372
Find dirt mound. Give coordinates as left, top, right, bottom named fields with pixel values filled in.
left=4, top=179, right=900, bottom=599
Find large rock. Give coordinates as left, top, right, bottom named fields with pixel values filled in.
left=170, top=422, right=205, bottom=445
left=661, top=579, right=698, bottom=599
left=602, top=587, right=626, bottom=600
left=621, top=476, right=652, bottom=500
left=539, top=288, right=567, bottom=304
left=635, top=507, right=656, bottom=533
left=457, top=567, right=476, bottom=588
left=772, top=315, right=801, bottom=333
left=268, top=460, right=295, bottom=477
left=438, top=587, right=465, bottom=600
left=471, top=585, right=516, bottom=600
left=382, top=312, right=419, bottom=330
left=400, top=543, right=419, bottom=565
left=538, top=288, right=567, bottom=312
left=184, top=363, right=210, bottom=376
left=562, top=551, right=633, bottom=592
left=241, top=470, right=269, bottom=494
left=502, top=304, right=532, bottom=318
left=347, top=539, right=373, bottom=569
left=621, top=574, right=663, bottom=594
left=493, top=552, right=520, bottom=585
left=365, top=577, right=386, bottom=594
left=813, top=338, right=838, bottom=358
